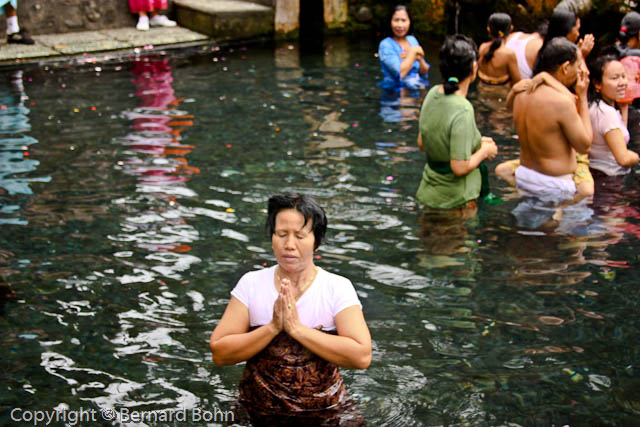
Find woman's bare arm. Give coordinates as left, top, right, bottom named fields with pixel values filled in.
left=209, top=296, right=282, bottom=366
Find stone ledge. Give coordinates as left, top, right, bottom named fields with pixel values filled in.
left=0, top=26, right=209, bottom=66
left=174, top=0, right=274, bottom=39
left=174, top=0, right=272, bottom=14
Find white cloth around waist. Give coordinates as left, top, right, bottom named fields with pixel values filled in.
left=515, top=164, right=576, bottom=201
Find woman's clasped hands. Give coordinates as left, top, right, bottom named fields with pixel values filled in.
left=270, top=278, right=302, bottom=336
left=399, top=45, right=425, bottom=60
left=481, top=136, right=498, bottom=161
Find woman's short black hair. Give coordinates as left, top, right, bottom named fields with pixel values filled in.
left=440, top=34, right=478, bottom=94
left=266, top=194, right=327, bottom=250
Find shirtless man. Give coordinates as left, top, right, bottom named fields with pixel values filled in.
left=500, top=37, right=592, bottom=200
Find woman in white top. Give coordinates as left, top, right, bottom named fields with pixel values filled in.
left=505, top=28, right=543, bottom=79
left=210, top=194, right=371, bottom=424
left=588, top=54, right=639, bottom=176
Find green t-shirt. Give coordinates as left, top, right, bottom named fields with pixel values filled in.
left=416, top=85, right=482, bottom=209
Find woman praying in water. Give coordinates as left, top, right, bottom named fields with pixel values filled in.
left=210, top=193, right=371, bottom=425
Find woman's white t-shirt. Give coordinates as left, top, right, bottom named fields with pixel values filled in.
left=231, top=265, right=362, bottom=332
left=589, top=100, right=631, bottom=176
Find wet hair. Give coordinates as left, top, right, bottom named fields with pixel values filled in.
left=266, top=194, right=327, bottom=250
left=533, top=37, right=578, bottom=76
left=535, top=9, right=578, bottom=72
left=619, top=11, right=640, bottom=45
left=545, top=8, right=577, bottom=43
left=537, top=21, right=549, bottom=38
left=440, top=34, right=478, bottom=95
left=587, top=54, right=622, bottom=106
left=483, top=13, right=512, bottom=64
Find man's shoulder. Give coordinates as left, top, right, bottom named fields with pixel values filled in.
left=517, top=84, right=573, bottom=109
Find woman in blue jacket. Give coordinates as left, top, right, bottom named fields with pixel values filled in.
left=378, top=5, right=430, bottom=91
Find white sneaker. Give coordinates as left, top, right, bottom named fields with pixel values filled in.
left=150, top=15, right=177, bottom=27
left=136, top=16, right=149, bottom=31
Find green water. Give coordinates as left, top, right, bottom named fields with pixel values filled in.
left=1, top=36, right=639, bottom=426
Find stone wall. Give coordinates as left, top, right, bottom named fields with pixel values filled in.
left=4, top=0, right=147, bottom=35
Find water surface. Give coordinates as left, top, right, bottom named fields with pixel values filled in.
left=1, top=36, right=639, bottom=426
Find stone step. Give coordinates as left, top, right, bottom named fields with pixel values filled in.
left=173, top=0, right=274, bottom=40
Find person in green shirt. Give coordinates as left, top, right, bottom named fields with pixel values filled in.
left=416, top=34, right=498, bottom=210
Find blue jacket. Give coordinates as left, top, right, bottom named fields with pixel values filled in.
left=378, top=35, right=428, bottom=90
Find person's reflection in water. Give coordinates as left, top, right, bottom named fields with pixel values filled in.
left=511, top=196, right=594, bottom=236
left=124, top=57, right=200, bottom=188
left=473, top=82, right=513, bottom=138
left=379, top=87, right=425, bottom=124
left=417, top=202, right=478, bottom=269
left=0, top=70, right=49, bottom=226
left=118, top=57, right=200, bottom=271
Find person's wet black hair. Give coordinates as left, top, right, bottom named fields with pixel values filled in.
left=619, top=11, right=640, bottom=45
left=533, top=36, right=578, bottom=76
left=266, top=194, right=327, bottom=250
left=587, top=54, right=622, bottom=105
left=545, top=8, right=577, bottom=43
left=537, top=20, right=549, bottom=38
left=483, top=13, right=512, bottom=64
left=534, top=9, right=578, bottom=73
left=440, top=34, right=478, bottom=95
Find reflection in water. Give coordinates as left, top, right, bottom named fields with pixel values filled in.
left=379, top=88, right=424, bottom=124
left=0, top=71, right=50, bottom=225
left=511, top=197, right=595, bottom=235
left=473, top=82, right=513, bottom=138
left=70, top=56, right=208, bottom=415
left=112, top=57, right=201, bottom=280
left=417, top=203, right=478, bottom=268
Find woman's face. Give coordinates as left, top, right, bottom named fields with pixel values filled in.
left=567, top=18, right=580, bottom=42
left=391, top=9, right=410, bottom=38
left=597, top=60, right=628, bottom=104
left=272, top=208, right=316, bottom=274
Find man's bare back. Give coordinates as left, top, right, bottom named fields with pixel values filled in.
left=513, top=82, right=579, bottom=176
left=511, top=68, right=591, bottom=177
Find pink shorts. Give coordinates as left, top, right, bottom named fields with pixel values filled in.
left=129, top=0, right=168, bottom=14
